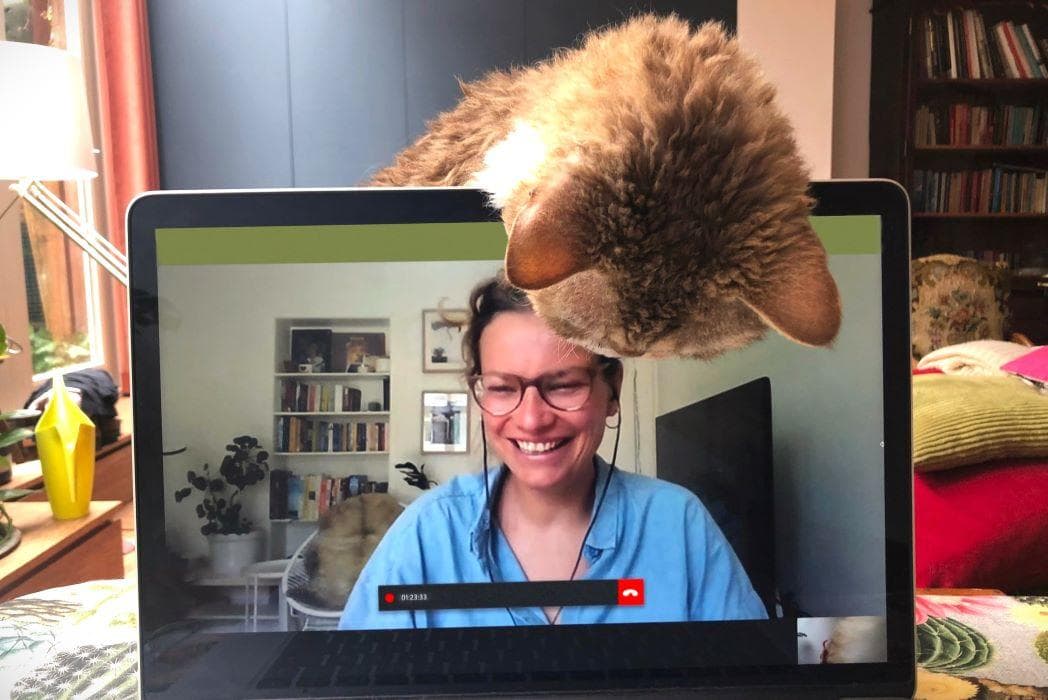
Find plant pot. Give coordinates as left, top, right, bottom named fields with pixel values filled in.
left=0, top=525, right=20, bottom=558
left=207, top=530, right=262, bottom=576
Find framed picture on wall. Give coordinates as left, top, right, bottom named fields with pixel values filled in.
left=332, top=332, right=387, bottom=373
left=289, top=328, right=332, bottom=373
left=422, top=309, right=468, bottom=373
left=421, top=391, right=469, bottom=453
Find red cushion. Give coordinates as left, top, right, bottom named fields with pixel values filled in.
left=915, top=459, right=1048, bottom=591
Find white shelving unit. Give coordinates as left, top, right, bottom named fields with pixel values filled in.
left=270, top=318, right=393, bottom=557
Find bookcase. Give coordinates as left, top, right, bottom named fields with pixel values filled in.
left=268, top=318, right=392, bottom=554
left=871, top=0, right=1048, bottom=343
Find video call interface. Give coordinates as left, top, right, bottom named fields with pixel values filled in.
left=153, top=215, right=887, bottom=666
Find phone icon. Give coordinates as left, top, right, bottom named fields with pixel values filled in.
left=617, top=578, right=645, bottom=606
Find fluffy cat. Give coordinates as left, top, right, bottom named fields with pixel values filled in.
left=370, top=15, right=841, bottom=360
left=303, top=493, right=403, bottom=609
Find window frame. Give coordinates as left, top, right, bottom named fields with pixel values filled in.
left=2, top=0, right=120, bottom=391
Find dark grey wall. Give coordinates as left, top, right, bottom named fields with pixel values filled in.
left=149, top=0, right=735, bottom=189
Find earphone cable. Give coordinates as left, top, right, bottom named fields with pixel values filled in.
left=481, top=395, right=622, bottom=625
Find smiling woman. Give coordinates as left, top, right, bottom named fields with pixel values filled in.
left=337, top=273, right=767, bottom=630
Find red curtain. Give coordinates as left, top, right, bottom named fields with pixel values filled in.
left=92, top=0, right=159, bottom=394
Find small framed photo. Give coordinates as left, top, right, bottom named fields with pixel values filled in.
left=290, top=328, right=332, bottom=374
left=421, top=391, right=469, bottom=453
left=332, top=332, right=387, bottom=373
left=422, top=309, right=468, bottom=373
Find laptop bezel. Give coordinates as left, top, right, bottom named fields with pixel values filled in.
left=127, top=181, right=914, bottom=696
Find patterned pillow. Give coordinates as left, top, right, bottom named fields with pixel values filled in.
left=911, top=255, right=1010, bottom=359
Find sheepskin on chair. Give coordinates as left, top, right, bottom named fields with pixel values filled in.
left=303, top=493, right=403, bottom=610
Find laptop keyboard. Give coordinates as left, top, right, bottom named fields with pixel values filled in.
left=255, top=622, right=792, bottom=692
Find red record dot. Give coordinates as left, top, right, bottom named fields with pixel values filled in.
left=384, top=592, right=395, bottom=604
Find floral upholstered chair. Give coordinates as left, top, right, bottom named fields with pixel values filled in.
left=910, top=254, right=1032, bottom=360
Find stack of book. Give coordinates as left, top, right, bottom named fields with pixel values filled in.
left=960, top=249, right=1022, bottom=267
left=921, top=9, right=1047, bottom=79
left=280, top=381, right=364, bottom=412
left=275, top=418, right=389, bottom=453
left=913, top=166, right=1048, bottom=213
left=269, top=469, right=390, bottom=521
left=915, top=103, right=1047, bottom=146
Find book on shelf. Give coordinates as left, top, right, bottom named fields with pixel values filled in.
left=921, top=8, right=1047, bottom=80
left=286, top=474, right=303, bottom=520
left=915, top=103, right=1047, bottom=147
left=269, top=469, right=290, bottom=520
left=276, top=416, right=390, bottom=452
left=271, top=472, right=389, bottom=522
left=318, top=477, right=331, bottom=518
left=302, top=474, right=321, bottom=521
left=1018, top=24, right=1048, bottom=78
left=343, top=387, right=362, bottom=412
left=992, top=21, right=1019, bottom=78
left=913, top=165, right=1048, bottom=214
left=280, top=379, right=366, bottom=413
left=961, top=249, right=1021, bottom=267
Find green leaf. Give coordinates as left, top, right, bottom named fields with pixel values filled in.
left=0, top=489, right=36, bottom=502
left=917, top=617, right=991, bottom=673
left=0, top=427, right=33, bottom=450
left=0, top=409, right=38, bottom=422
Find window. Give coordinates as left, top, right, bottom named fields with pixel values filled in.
left=3, top=0, right=111, bottom=380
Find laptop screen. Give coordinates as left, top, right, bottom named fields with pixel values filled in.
left=131, top=185, right=911, bottom=695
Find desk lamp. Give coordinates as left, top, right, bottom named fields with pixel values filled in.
left=0, top=40, right=128, bottom=287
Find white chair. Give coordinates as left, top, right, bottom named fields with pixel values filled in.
left=281, top=530, right=344, bottom=630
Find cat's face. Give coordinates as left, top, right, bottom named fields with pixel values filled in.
left=491, top=147, right=841, bottom=360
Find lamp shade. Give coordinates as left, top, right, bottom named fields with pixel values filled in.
left=0, top=41, right=97, bottom=181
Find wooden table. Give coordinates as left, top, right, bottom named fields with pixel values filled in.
left=7, top=433, right=133, bottom=503
left=0, top=500, right=123, bottom=603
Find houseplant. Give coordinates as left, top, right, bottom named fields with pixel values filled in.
left=0, top=411, right=35, bottom=486
left=0, top=488, right=35, bottom=558
left=174, top=435, right=270, bottom=575
left=0, top=322, right=21, bottom=364
left=394, top=461, right=437, bottom=490
left=0, top=323, right=34, bottom=485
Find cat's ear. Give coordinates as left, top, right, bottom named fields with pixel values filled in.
left=505, top=176, right=592, bottom=290
left=740, top=228, right=842, bottom=347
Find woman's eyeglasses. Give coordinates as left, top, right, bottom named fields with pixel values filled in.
left=467, top=366, right=604, bottom=416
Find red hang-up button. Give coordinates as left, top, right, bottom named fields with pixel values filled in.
left=617, top=579, right=645, bottom=606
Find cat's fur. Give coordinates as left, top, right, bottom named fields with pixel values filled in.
left=304, top=493, right=403, bottom=609
left=370, top=15, right=841, bottom=360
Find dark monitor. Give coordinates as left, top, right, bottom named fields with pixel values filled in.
left=656, top=377, right=775, bottom=617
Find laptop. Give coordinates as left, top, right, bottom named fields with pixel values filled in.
left=656, top=377, right=775, bottom=618
left=128, top=181, right=914, bottom=698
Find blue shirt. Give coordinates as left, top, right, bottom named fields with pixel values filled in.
left=338, top=458, right=766, bottom=629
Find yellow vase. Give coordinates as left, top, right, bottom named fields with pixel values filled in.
left=34, top=375, right=95, bottom=519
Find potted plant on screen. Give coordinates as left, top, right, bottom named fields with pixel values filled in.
left=174, top=435, right=270, bottom=575
left=0, top=323, right=35, bottom=486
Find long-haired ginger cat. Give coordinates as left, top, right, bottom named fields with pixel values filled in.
left=371, top=15, right=841, bottom=360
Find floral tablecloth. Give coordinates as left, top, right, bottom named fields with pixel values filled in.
left=0, top=580, right=137, bottom=699
left=0, top=581, right=1045, bottom=698
left=915, top=595, right=1048, bottom=699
